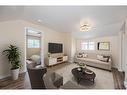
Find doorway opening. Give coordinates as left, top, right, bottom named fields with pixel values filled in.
left=25, top=27, right=44, bottom=67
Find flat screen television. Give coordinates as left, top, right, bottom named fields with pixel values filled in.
left=48, top=43, right=63, bottom=53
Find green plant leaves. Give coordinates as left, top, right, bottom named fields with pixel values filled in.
left=2, top=45, right=21, bottom=70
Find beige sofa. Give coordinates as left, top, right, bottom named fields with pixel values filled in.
left=74, top=52, right=112, bottom=71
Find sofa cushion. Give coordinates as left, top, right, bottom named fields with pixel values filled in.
left=92, top=59, right=110, bottom=65
left=97, top=55, right=109, bottom=62
left=77, top=58, right=110, bottom=65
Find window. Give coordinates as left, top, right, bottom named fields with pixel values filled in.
left=81, top=41, right=95, bottom=50
left=27, top=39, right=40, bottom=48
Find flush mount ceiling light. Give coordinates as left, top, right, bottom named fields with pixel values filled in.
left=80, top=23, right=91, bottom=32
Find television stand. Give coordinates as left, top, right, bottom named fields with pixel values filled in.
left=45, top=55, right=68, bottom=66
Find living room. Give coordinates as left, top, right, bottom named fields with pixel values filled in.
left=0, top=6, right=127, bottom=90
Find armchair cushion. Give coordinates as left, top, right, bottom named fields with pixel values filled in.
left=30, top=55, right=41, bottom=65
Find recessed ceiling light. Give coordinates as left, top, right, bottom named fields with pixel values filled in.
left=37, top=19, right=42, bottom=23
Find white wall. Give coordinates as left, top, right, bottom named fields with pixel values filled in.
left=0, top=20, right=68, bottom=79
left=43, top=27, right=66, bottom=58
left=63, top=33, right=76, bottom=62
left=0, top=20, right=26, bottom=79
left=22, top=21, right=67, bottom=59
left=117, top=24, right=126, bottom=72
left=0, top=19, right=120, bottom=80
left=124, top=20, right=127, bottom=88
left=76, top=36, right=119, bottom=68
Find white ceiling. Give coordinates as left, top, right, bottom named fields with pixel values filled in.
left=0, top=6, right=127, bottom=38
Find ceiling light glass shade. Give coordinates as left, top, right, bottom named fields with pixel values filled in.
left=80, top=24, right=91, bottom=32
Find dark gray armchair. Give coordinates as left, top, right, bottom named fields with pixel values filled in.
left=27, top=62, right=47, bottom=89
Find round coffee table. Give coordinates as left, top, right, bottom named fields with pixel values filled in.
left=72, top=67, right=96, bottom=84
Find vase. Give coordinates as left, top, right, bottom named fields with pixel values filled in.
left=11, top=68, right=19, bottom=80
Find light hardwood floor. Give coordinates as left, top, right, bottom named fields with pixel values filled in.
left=0, top=63, right=125, bottom=89
left=112, top=68, right=125, bottom=89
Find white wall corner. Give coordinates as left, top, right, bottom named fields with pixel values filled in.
left=124, top=80, right=127, bottom=88
left=69, top=57, right=75, bottom=63
left=111, top=63, right=117, bottom=69
left=68, top=59, right=73, bottom=63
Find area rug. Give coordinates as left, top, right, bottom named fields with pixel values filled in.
left=48, top=63, right=114, bottom=89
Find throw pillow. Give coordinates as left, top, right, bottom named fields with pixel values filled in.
left=82, top=53, right=88, bottom=58
left=30, top=55, right=41, bottom=65
left=35, top=65, right=42, bottom=69
left=79, top=52, right=83, bottom=55
left=103, top=56, right=110, bottom=62
left=100, top=57, right=108, bottom=62
left=97, top=55, right=109, bottom=62
left=97, top=55, right=103, bottom=60
left=26, top=60, right=33, bottom=64
left=77, top=54, right=83, bottom=58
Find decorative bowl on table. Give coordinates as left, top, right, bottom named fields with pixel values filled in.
left=85, top=69, right=93, bottom=74
left=77, top=67, right=82, bottom=71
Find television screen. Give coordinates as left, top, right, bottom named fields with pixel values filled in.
left=48, top=43, right=63, bottom=53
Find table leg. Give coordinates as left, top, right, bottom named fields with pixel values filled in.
left=77, top=78, right=80, bottom=84
left=92, top=78, right=94, bottom=83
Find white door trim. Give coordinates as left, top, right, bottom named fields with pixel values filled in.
left=25, top=27, right=44, bottom=67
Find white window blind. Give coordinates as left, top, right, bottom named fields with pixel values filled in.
left=27, top=39, right=40, bottom=48
left=81, top=41, right=95, bottom=50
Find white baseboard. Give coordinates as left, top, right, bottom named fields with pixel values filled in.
left=112, top=65, right=124, bottom=72
left=118, top=68, right=124, bottom=72
left=68, top=60, right=72, bottom=63
left=112, top=64, right=117, bottom=68
left=0, top=74, right=10, bottom=79
left=0, top=71, right=26, bottom=79
left=124, top=81, right=127, bottom=88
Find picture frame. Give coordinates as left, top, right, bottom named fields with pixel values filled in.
left=97, top=42, right=110, bottom=51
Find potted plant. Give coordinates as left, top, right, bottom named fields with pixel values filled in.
left=77, top=62, right=87, bottom=71
left=2, top=45, right=21, bottom=80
